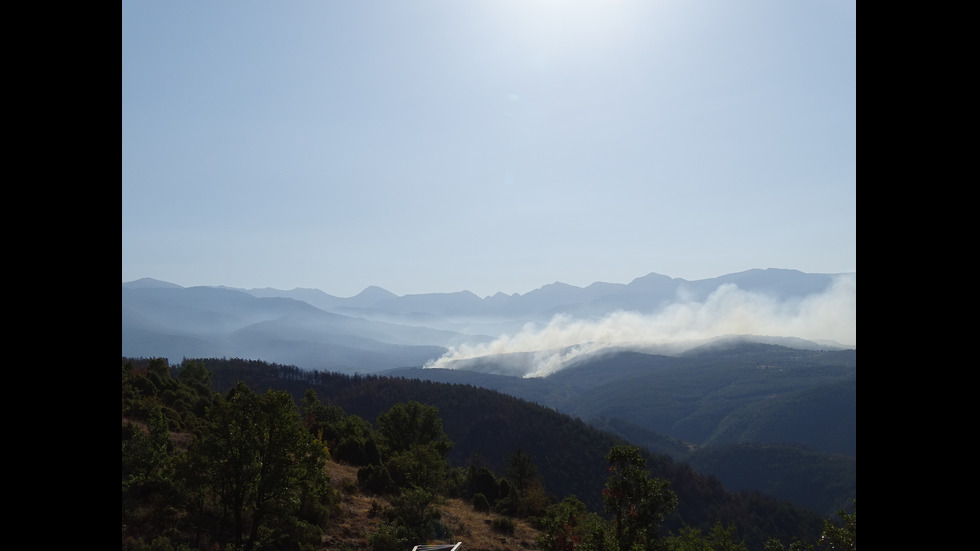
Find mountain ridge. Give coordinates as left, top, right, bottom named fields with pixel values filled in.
left=121, top=269, right=856, bottom=522
left=122, top=268, right=855, bottom=374
left=124, top=267, right=854, bottom=301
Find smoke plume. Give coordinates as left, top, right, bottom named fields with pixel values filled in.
left=424, top=274, right=856, bottom=377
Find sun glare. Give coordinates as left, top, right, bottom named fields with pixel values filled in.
left=489, top=0, right=645, bottom=50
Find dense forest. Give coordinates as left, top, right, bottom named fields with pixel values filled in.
left=387, top=344, right=855, bottom=518
left=122, top=356, right=855, bottom=551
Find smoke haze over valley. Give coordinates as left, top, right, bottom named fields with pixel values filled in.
left=123, top=268, right=854, bottom=376
left=122, top=268, right=857, bottom=518
left=425, top=274, right=855, bottom=377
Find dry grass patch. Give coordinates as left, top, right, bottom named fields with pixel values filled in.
left=439, top=497, right=539, bottom=551
left=321, top=460, right=541, bottom=551
left=322, top=460, right=382, bottom=550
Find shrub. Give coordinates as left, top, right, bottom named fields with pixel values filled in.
left=357, top=464, right=395, bottom=495
left=491, top=516, right=515, bottom=535
left=369, top=522, right=409, bottom=551
left=473, top=493, right=491, bottom=513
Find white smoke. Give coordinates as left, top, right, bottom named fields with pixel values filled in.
left=424, top=274, right=856, bottom=377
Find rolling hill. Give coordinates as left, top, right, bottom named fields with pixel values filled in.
left=391, top=342, right=856, bottom=517
left=186, top=356, right=833, bottom=549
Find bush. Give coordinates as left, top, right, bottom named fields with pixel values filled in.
left=491, top=516, right=515, bottom=535
left=473, top=493, right=491, bottom=513
left=357, top=464, right=395, bottom=495
left=369, top=522, right=409, bottom=551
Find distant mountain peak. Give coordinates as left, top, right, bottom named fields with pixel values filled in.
left=532, top=281, right=579, bottom=292
left=628, top=272, right=675, bottom=285
left=122, top=277, right=184, bottom=289
left=353, top=285, right=397, bottom=300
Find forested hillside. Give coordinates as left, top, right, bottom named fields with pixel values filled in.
left=388, top=342, right=856, bottom=517
left=122, top=356, right=855, bottom=551
left=417, top=343, right=857, bottom=458
left=588, top=417, right=855, bottom=517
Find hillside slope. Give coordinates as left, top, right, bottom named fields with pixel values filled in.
left=394, top=342, right=857, bottom=458
left=201, top=357, right=830, bottom=549
left=323, top=460, right=542, bottom=551
left=122, top=285, right=461, bottom=372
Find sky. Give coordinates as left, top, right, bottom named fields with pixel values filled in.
left=122, top=0, right=856, bottom=299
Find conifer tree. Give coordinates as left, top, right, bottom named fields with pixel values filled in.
left=602, top=445, right=678, bottom=551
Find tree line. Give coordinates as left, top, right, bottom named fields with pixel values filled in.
left=122, top=357, right=854, bottom=551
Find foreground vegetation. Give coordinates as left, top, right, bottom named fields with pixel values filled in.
left=122, top=357, right=855, bottom=550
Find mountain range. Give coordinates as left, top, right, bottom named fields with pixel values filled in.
left=121, top=268, right=856, bottom=517
left=122, top=268, right=854, bottom=373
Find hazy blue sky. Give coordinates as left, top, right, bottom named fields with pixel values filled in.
left=122, top=0, right=856, bottom=298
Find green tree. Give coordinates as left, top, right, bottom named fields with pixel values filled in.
left=537, top=496, right=615, bottom=551
left=517, top=478, right=552, bottom=519
left=764, top=538, right=815, bottom=551
left=300, top=388, right=345, bottom=440
left=173, top=359, right=215, bottom=431
left=146, top=357, right=172, bottom=390
left=375, top=401, right=453, bottom=493
left=376, top=400, right=452, bottom=458
left=123, top=406, right=176, bottom=497
left=602, top=445, right=678, bottom=551
left=370, top=520, right=411, bottom=551
left=386, top=441, right=449, bottom=492
left=468, top=465, right=499, bottom=504
left=176, top=359, right=213, bottom=397
left=820, top=500, right=855, bottom=550
left=666, top=522, right=749, bottom=551
left=185, top=382, right=336, bottom=550
left=122, top=406, right=182, bottom=542
left=499, top=448, right=549, bottom=518
left=334, top=414, right=382, bottom=466
left=506, top=448, right=539, bottom=491
left=373, top=487, right=443, bottom=548
left=301, top=389, right=382, bottom=466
